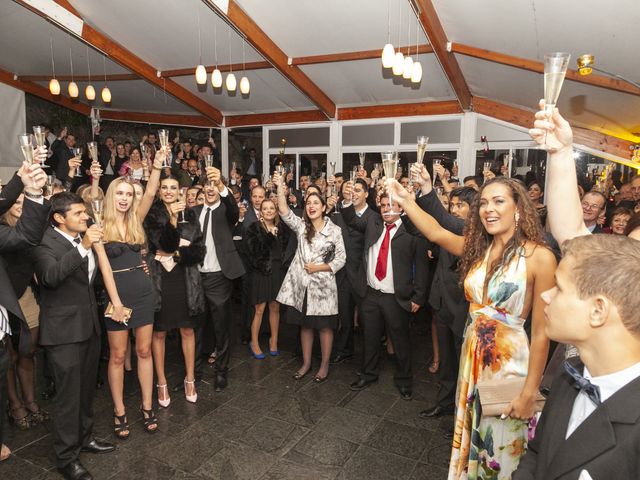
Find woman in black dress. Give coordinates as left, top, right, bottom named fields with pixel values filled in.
left=144, top=176, right=206, bottom=406
left=244, top=199, right=290, bottom=358
left=90, top=150, right=164, bottom=438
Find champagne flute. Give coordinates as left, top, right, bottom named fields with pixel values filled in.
left=18, top=134, right=36, bottom=189
left=178, top=188, right=188, bottom=224
left=328, top=161, right=336, bottom=197
left=91, top=198, right=104, bottom=228
left=158, top=129, right=170, bottom=167
left=358, top=152, right=365, bottom=168
left=204, top=154, right=214, bottom=186
left=417, top=136, right=428, bottom=164
left=88, top=141, right=100, bottom=179
left=32, top=126, right=49, bottom=169
left=543, top=52, right=571, bottom=148
left=349, top=168, right=358, bottom=203
left=72, top=147, right=83, bottom=177
left=408, top=162, right=417, bottom=186
left=433, top=158, right=442, bottom=178
left=45, top=174, right=56, bottom=196
left=382, top=152, right=400, bottom=215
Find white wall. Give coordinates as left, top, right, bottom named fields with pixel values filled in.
left=0, top=82, right=26, bottom=182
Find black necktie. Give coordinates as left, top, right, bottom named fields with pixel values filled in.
left=202, top=207, right=212, bottom=236
left=564, top=361, right=602, bottom=406
left=74, top=237, right=81, bottom=245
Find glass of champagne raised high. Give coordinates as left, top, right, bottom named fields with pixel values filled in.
left=358, top=152, right=365, bottom=168
left=91, top=198, right=104, bottom=228
left=382, top=152, right=400, bottom=216
left=32, top=126, right=49, bottom=169
left=72, top=147, right=83, bottom=177
left=88, top=142, right=100, bottom=178
left=158, top=129, right=170, bottom=167
left=417, top=136, right=428, bottom=165
left=204, top=154, right=214, bottom=186
left=18, top=134, right=36, bottom=189
left=543, top=52, right=571, bottom=148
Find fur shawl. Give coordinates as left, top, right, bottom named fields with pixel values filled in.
left=243, top=221, right=290, bottom=275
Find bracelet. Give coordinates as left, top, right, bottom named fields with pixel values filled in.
left=24, top=189, right=44, bottom=199
left=152, top=166, right=162, bottom=171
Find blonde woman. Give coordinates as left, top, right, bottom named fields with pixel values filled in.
left=90, top=149, right=164, bottom=438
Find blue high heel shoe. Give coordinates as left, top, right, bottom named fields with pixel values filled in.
left=269, top=349, right=280, bottom=357
left=248, top=342, right=265, bottom=360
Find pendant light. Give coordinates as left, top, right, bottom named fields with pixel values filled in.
left=48, top=35, right=60, bottom=95
left=101, top=55, right=111, bottom=103
left=381, top=0, right=395, bottom=68
left=85, top=45, right=96, bottom=100
left=402, top=19, right=413, bottom=79
left=68, top=47, right=78, bottom=98
left=225, top=25, right=236, bottom=92
left=211, top=19, right=222, bottom=88
left=411, top=16, right=423, bottom=84
left=195, top=9, right=207, bottom=85
left=239, top=37, right=250, bottom=94
left=392, top=0, right=404, bottom=76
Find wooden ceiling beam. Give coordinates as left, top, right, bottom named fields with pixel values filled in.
left=338, top=101, right=462, bottom=120
left=451, top=43, right=640, bottom=97
left=472, top=97, right=634, bottom=159
left=226, top=110, right=327, bottom=128
left=160, top=61, right=272, bottom=79
left=414, top=0, right=472, bottom=110
left=18, top=73, right=139, bottom=82
left=209, top=0, right=336, bottom=118
left=100, top=110, right=214, bottom=127
left=13, top=0, right=223, bottom=125
left=0, top=67, right=91, bottom=116
left=291, top=44, right=433, bottom=66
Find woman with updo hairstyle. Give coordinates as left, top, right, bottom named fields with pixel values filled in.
left=606, top=206, right=632, bottom=235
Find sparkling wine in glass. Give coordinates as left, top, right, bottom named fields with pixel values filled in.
left=32, top=126, right=49, bottom=169
left=417, top=136, right=428, bottom=164
left=349, top=168, right=358, bottom=203
left=408, top=162, right=417, bottom=186
left=91, top=198, right=104, bottom=228
left=19, top=134, right=35, bottom=164
left=178, top=188, right=188, bottom=224
left=45, top=174, right=56, bottom=196
left=433, top=158, right=442, bottom=178
left=88, top=141, right=100, bottom=179
left=543, top=52, right=571, bottom=147
left=204, top=154, right=214, bottom=186
left=72, top=147, right=83, bottom=177
left=382, top=152, right=400, bottom=216
left=358, top=152, right=365, bottom=168
left=158, top=129, right=170, bottom=167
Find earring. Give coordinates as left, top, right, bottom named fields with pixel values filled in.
left=515, top=211, right=520, bottom=229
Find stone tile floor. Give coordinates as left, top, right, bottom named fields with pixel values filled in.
left=1, top=318, right=452, bottom=479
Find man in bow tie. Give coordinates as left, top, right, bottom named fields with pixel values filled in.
left=514, top=234, right=640, bottom=480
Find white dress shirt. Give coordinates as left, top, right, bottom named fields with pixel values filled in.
left=366, top=218, right=402, bottom=294
left=198, top=187, right=228, bottom=273
left=54, top=227, right=96, bottom=281
left=565, top=361, right=640, bottom=438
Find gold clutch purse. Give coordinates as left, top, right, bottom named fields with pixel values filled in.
left=477, top=376, right=546, bottom=417
left=104, top=303, right=133, bottom=325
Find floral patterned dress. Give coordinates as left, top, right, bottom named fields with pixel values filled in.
left=448, top=247, right=531, bottom=479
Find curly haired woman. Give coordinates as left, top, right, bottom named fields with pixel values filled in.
left=388, top=170, right=556, bottom=479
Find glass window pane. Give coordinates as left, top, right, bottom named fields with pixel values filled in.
left=269, top=128, right=329, bottom=148
left=400, top=120, right=461, bottom=144
left=476, top=118, right=532, bottom=142
left=343, top=151, right=458, bottom=183
left=475, top=148, right=547, bottom=186
left=342, top=124, right=394, bottom=146
left=298, top=153, right=327, bottom=179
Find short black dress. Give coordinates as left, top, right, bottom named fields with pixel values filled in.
left=154, top=264, right=201, bottom=331
left=249, top=240, right=284, bottom=305
left=286, top=292, right=338, bottom=330
left=104, top=242, right=155, bottom=331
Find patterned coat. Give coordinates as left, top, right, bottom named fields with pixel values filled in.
left=276, top=210, right=346, bottom=315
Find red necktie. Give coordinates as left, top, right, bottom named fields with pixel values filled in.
left=375, top=223, right=396, bottom=281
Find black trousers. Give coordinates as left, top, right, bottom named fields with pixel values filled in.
left=434, top=314, right=463, bottom=408
left=0, top=338, right=8, bottom=448
left=360, top=287, right=412, bottom=388
left=45, top=332, right=100, bottom=468
left=332, top=276, right=360, bottom=357
left=198, top=272, right=233, bottom=374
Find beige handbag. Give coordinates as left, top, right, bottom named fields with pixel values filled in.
left=477, top=376, right=546, bottom=417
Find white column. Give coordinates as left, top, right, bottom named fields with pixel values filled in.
left=459, top=112, right=477, bottom=180
left=220, top=127, right=229, bottom=176
left=262, top=126, right=269, bottom=178
left=329, top=120, right=341, bottom=171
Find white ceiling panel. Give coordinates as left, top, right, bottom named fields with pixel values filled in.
left=300, top=56, right=455, bottom=106
left=236, top=0, right=429, bottom=57
left=457, top=56, right=640, bottom=140
left=173, top=69, right=315, bottom=115
left=68, top=0, right=264, bottom=71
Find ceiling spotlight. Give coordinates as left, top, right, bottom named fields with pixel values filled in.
left=392, top=52, right=404, bottom=76
left=101, top=86, right=111, bottom=103
left=68, top=81, right=79, bottom=98
left=226, top=73, right=237, bottom=92
left=85, top=84, right=96, bottom=101
left=240, top=76, right=250, bottom=94
left=211, top=68, right=222, bottom=88
left=49, top=78, right=60, bottom=95
left=382, top=43, right=395, bottom=68
left=195, top=64, right=207, bottom=85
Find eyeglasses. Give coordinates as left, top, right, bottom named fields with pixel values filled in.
left=581, top=202, right=603, bottom=211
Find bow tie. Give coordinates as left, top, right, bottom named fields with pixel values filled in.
left=564, top=361, right=602, bottom=406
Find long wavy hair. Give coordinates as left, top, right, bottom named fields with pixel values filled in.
left=458, top=177, right=546, bottom=281
left=103, top=177, right=146, bottom=245
left=303, top=192, right=327, bottom=243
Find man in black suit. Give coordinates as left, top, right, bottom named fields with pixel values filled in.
left=330, top=178, right=376, bottom=364
left=34, top=192, right=115, bottom=480
left=514, top=234, right=640, bottom=480
left=193, top=169, right=245, bottom=391
left=0, top=161, right=49, bottom=461
left=343, top=191, right=428, bottom=400
left=52, top=133, right=77, bottom=184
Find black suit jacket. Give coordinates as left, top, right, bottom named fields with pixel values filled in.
left=53, top=141, right=75, bottom=182
left=192, top=192, right=245, bottom=281
left=341, top=205, right=428, bottom=312
left=0, top=198, right=50, bottom=353
left=34, top=228, right=100, bottom=346
left=514, top=358, right=640, bottom=480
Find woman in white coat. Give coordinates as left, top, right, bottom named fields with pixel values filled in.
left=274, top=172, right=346, bottom=383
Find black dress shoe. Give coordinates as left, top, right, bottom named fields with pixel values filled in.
left=214, top=374, right=227, bottom=392
left=419, top=405, right=454, bottom=418
left=330, top=353, right=353, bottom=365
left=349, top=377, right=377, bottom=391
left=57, top=460, right=93, bottom=480
left=80, top=439, right=115, bottom=454
left=398, top=386, right=413, bottom=401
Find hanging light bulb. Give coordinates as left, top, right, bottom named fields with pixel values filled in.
left=85, top=84, right=96, bottom=100
left=402, top=56, right=414, bottom=79
left=195, top=64, right=207, bottom=84
left=211, top=68, right=222, bottom=88
left=226, top=73, right=237, bottom=92
left=49, top=78, right=61, bottom=95
left=101, top=86, right=111, bottom=103
left=382, top=44, right=395, bottom=68
left=411, top=62, right=423, bottom=83
left=211, top=17, right=222, bottom=89
left=68, top=81, right=79, bottom=98
left=240, top=76, right=250, bottom=94
left=392, top=52, right=405, bottom=76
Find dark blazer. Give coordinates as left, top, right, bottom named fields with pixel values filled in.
left=341, top=204, right=428, bottom=312
left=330, top=206, right=376, bottom=288
left=52, top=141, right=75, bottom=182
left=34, top=227, right=100, bottom=346
left=514, top=358, right=640, bottom=480
left=0, top=198, right=49, bottom=353
left=242, top=205, right=260, bottom=228
left=413, top=190, right=469, bottom=338
left=191, top=193, right=245, bottom=281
